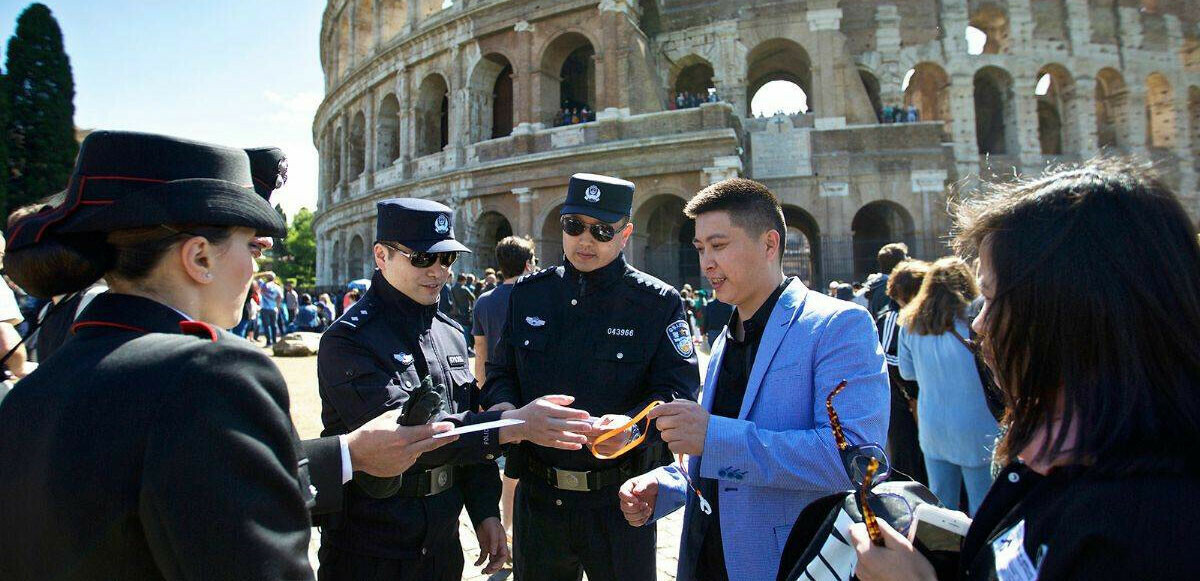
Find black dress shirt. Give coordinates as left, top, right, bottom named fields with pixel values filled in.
left=695, top=278, right=791, bottom=581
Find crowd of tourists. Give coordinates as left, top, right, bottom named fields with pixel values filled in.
left=0, top=129, right=1196, bottom=581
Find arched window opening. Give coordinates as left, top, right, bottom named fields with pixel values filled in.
left=673, top=60, right=716, bottom=109
left=416, top=74, right=450, bottom=156
left=348, top=235, right=366, bottom=281
left=1035, top=65, right=1078, bottom=156
left=1095, top=68, right=1128, bottom=150
left=974, top=67, right=1016, bottom=155
left=746, top=39, right=813, bottom=117
left=859, top=70, right=883, bottom=123
left=332, top=126, right=344, bottom=189
left=353, top=0, right=373, bottom=65
left=903, top=63, right=951, bottom=139
left=349, top=111, right=366, bottom=178
left=1146, top=73, right=1178, bottom=150
left=851, top=202, right=914, bottom=282
left=540, top=33, right=596, bottom=127
left=468, top=54, right=514, bottom=142
left=473, top=212, right=514, bottom=270
left=332, top=240, right=344, bottom=284
left=782, top=205, right=820, bottom=287
left=967, top=3, right=1010, bottom=55
left=377, top=94, right=400, bottom=169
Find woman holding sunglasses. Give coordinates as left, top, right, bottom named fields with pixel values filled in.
left=850, top=159, right=1200, bottom=579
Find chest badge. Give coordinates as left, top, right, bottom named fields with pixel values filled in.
left=447, top=354, right=466, bottom=368
left=394, top=352, right=414, bottom=366
left=666, top=320, right=694, bottom=358
left=525, top=316, right=546, bottom=327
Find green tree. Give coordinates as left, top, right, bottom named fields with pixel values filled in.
left=0, top=73, right=10, bottom=209
left=5, top=3, right=76, bottom=215
left=273, top=207, right=317, bottom=288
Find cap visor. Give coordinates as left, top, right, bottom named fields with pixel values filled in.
left=560, top=205, right=627, bottom=224
left=407, top=239, right=471, bottom=253
left=57, top=179, right=286, bottom=238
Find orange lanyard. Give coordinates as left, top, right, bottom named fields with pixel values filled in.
left=587, top=400, right=712, bottom=514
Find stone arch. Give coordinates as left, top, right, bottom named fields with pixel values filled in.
left=782, top=205, right=820, bottom=287
left=349, top=110, right=366, bottom=178
left=472, top=211, right=514, bottom=271
left=904, top=62, right=951, bottom=139
left=416, top=73, right=450, bottom=157
left=671, top=55, right=715, bottom=103
left=377, top=93, right=400, bottom=169
left=353, top=0, right=373, bottom=65
left=468, top=53, right=515, bottom=143
left=1095, top=68, right=1128, bottom=150
left=633, top=194, right=696, bottom=289
left=859, top=69, right=883, bottom=122
left=539, top=203, right=565, bottom=267
left=331, top=238, right=344, bottom=284
left=746, top=38, right=813, bottom=117
left=540, top=32, right=597, bottom=126
left=348, top=234, right=366, bottom=281
left=336, top=12, right=351, bottom=79
left=332, top=125, right=344, bottom=191
left=380, top=0, right=407, bottom=43
left=968, top=2, right=1010, bottom=55
left=974, top=66, right=1017, bottom=155
left=1035, top=64, right=1080, bottom=156
left=1146, top=72, right=1178, bottom=149
left=851, top=201, right=915, bottom=281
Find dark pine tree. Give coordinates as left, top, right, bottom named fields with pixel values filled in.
left=5, top=3, right=76, bottom=216
left=0, top=73, right=9, bottom=212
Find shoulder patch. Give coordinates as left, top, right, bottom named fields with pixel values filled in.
left=666, top=320, right=694, bottom=358
left=179, top=321, right=219, bottom=342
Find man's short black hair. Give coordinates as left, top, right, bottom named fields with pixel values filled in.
left=495, top=236, right=536, bottom=280
left=684, top=178, right=786, bottom=262
left=876, top=242, right=909, bottom=275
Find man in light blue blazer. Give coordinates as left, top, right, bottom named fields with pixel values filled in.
left=619, top=178, right=889, bottom=581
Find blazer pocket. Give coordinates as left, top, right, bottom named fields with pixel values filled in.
left=773, top=522, right=794, bottom=556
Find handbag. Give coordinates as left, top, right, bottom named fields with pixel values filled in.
left=948, top=325, right=1005, bottom=421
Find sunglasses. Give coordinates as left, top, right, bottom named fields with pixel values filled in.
left=560, top=215, right=626, bottom=243
left=827, top=379, right=892, bottom=486
left=380, top=242, right=459, bottom=268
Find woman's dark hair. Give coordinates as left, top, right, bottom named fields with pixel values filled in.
left=954, top=158, right=1200, bottom=468
left=300, top=293, right=312, bottom=305
left=886, top=259, right=930, bottom=305
left=898, top=256, right=977, bottom=335
left=5, top=224, right=233, bottom=299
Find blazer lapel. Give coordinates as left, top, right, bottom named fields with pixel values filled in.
left=701, top=331, right=727, bottom=413
left=738, top=279, right=808, bottom=420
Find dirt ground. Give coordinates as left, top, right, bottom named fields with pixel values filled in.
left=268, top=344, right=701, bottom=580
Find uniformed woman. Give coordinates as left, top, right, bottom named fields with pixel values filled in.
left=0, top=131, right=451, bottom=580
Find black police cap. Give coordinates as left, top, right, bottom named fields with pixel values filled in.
left=376, top=198, right=470, bottom=254
left=6, top=131, right=288, bottom=252
left=560, top=173, right=634, bottom=224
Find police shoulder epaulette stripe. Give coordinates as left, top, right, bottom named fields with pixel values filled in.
left=435, top=310, right=464, bottom=331
left=335, top=296, right=376, bottom=328
left=179, top=320, right=219, bottom=342
left=624, top=269, right=674, bottom=298
left=515, top=266, right=558, bottom=286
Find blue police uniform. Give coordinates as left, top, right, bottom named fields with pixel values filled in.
left=483, top=174, right=701, bottom=581
left=315, top=199, right=504, bottom=581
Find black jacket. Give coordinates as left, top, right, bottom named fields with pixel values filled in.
left=0, top=294, right=315, bottom=580
left=483, top=255, right=700, bottom=475
left=316, top=270, right=502, bottom=558
left=953, top=455, right=1200, bottom=579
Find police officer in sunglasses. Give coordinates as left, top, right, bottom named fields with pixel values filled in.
left=316, top=198, right=596, bottom=580
left=482, top=174, right=700, bottom=581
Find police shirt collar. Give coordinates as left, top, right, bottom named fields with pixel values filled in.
left=70, top=293, right=190, bottom=336
left=370, top=269, right=437, bottom=327
left=564, top=253, right=627, bottom=292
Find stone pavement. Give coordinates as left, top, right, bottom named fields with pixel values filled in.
left=275, top=347, right=705, bottom=580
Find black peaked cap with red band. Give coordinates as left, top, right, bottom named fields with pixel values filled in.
left=6, top=131, right=288, bottom=252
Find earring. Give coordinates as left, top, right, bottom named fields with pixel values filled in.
left=204, top=273, right=213, bottom=280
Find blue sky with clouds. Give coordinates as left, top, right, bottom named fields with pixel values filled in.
left=0, top=1, right=327, bottom=217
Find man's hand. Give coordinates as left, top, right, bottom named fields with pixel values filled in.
left=849, top=520, right=937, bottom=581
left=345, top=411, right=457, bottom=477
left=618, top=474, right=658, bottom=527
left=648, top=400, right=709, bottom=456
left=473, top=516, right=510, bottom=574
left=500, top=395, right=592, bottom=450
left=588, top=414, right=634, bottom=457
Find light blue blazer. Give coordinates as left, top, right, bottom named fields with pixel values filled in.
left=648, top=279, right=889, bottom=581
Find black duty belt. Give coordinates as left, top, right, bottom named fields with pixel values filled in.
left=526, top=454, right=637, bottom=492
left=396, top=465, right=455, bottom=497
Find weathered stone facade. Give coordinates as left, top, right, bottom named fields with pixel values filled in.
left=314, top=0, right=1199, bottom=289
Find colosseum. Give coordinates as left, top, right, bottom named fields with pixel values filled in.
left=313, top=0, right=1199, bottom=290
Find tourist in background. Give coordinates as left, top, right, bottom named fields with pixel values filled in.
left=294, top=293, right=323, bottom=332
left=877, top=259, right=929, bottom=485
left=897, top=256, right=999, bottom=515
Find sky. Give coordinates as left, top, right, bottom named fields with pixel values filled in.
left=0, top=1, right=328, bottom=219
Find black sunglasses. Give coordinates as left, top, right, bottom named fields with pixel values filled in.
left=560, top=215, right=626, bottom=243
left=379, top=242, right=459, bottom=268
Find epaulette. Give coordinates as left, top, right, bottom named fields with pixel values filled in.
left=623, top=267, right=675, bottom=298
left=514, top=266, right=560, bottom=287
left=179, top=321, right=219, bottom=342
left=333, top=295, right=378, bottom=329
left=435, top=310, right=464, bottom=332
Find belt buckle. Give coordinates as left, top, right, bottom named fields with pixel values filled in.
left=554, top=468, right=591, bottom=492
left=427, top=466, right=452, bottom=496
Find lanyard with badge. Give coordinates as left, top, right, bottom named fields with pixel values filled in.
left=588, top=399, right=713, bottom=515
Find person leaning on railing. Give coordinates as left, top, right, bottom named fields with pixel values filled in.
left=851, top=158, right=1200, bottom=580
